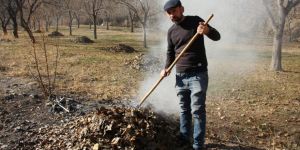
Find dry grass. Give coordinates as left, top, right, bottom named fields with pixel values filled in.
left=0, top=26, right=299, bottom=149
left=206, top=43, right=300, bottom=149
left=0, top=26, right=162, bottom=100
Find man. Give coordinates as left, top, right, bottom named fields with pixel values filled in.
left=161, top=0, right=221, bottom=149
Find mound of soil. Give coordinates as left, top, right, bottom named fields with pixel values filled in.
left=73, top=36, right=94, bottom=44
left=48, top=31, right=64, bottom=37
left=104, top=44, right=136, bottom=53
left=34, top=30, right=43, bottom=33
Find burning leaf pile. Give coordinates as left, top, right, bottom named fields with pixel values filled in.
left=125, top=54, right=163, bottom=72
left=32, top=107, right=178, bottom=149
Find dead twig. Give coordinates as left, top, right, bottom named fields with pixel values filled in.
left=54, top=97, right=70, bottom=113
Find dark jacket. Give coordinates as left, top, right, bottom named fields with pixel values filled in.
left=165, top=16, right=220, bottom=73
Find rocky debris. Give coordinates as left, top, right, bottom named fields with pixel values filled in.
left=124, top=54, right=163, bottom=72
left=72, top=36, right=94, bottom=44
left=25, top=107, right=179, bottom=150
left=48, top=31, right=64, bottom=37
left=104, top=44, right=136, bottom=53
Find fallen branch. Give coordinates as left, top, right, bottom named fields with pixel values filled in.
left=54, top=97, right=70, bottom=113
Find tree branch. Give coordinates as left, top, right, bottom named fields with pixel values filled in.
left=286, top=0, right=300, bottom=13
left=263, top=0, right=278, bottom=29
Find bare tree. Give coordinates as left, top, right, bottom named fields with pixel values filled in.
left=117, top=0, right=159, bottom=48
left=263, top=0, right=300, bottom=71
left=0, top=0, right=10, bottom=35
left=15, top=0, right=43, bottom=43
left=62, top=0, right=76, bottom=36
left=53, top=5, right=64, bottom=32
left=41, top=3, right=52, bottom=32
left=128, top=7, right=136, bottom=32
left=6, top=0, right=19, bottom=38
left=84, top=0, right=104, bottom=39
left=102, top=1, right=116, bottom=30
left=73, top=1, right=83, bottom=28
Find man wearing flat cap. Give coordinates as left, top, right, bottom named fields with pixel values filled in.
left=161, top=0, right=221, bottom=149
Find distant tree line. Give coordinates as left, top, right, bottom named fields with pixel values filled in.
left=0, top=0, right=162, bottom=47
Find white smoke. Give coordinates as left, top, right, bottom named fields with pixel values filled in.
left=136, top=0, right=268, bottom=114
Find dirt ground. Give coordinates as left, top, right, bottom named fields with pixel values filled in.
left=0, top=28, right=299, bottom=149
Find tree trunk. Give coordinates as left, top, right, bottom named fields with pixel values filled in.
left=38, top=20, right=41, bottom=31
left=69, top=11, right=73, bottom=36
left=270, top=12, right=286, bottom=71
left=93, top=15, right=97, bottom=39
left=142, top=24, right=147, bottom=48
left=128, top=9, right=134, bottom=33
left=77, top=17, right=80, bottom=28
left=56, top=17, right=59, bottom=32
left=21, top=21, right=36, bottom=43
left=33, top=20, right=36, bottom=31
left=89, top=22, right=92, bottom=29
left=1, top=24, right=8, bottom=35
left=106, top=20, right=109, bottom=30
left=131, top=20, right=134, bottom=33
left=45, top=20, right=49, bottom=32
left=12, top=19, right=19, bottom=38
left=126, top=17, right=129, bottom=28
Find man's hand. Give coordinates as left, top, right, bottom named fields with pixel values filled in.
left=160, top=69, right=171, bottom=77
left=197, top=22, right=210, bottom=35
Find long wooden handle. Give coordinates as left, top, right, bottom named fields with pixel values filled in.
left=137, top=14, right=214, bottom=108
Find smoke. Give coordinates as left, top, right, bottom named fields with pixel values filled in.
left=136, top=0, right=268, bottom=114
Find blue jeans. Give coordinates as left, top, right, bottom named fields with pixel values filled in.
left=175, top=71, right=208, bottom=149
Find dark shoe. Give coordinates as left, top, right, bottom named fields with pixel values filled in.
left=193, top=145, right=206, bottom=150
left=176, top=135, right=192, bottom=149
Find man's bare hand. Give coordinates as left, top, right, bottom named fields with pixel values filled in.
left=160, top=69, right=171, bottom=77
left=197, top=22, right=209, bottom=35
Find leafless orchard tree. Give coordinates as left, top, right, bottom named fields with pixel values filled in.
left=53, top=4, right=64, bottom=32
left=32, top=9, right=44, bottom=31
left=117, top=0, right=160, bottom=48
left=102, top=0, right=115, bottom=30
left=6, top=0, right=19, bottom=38
left=0, top=0, right=10, bottom=36
left=15, top=0, right=44, bottom=43
left=84, top=0, right=104, bottom=39
left=40, top=3, right=53, bottom=32
left=127, top=7, right=137, bottom=32
left=263, top=0, right=300, bottom=71
left=73, top=1, right=84, bottom=28
left=62, top=0, right=77, bottom=36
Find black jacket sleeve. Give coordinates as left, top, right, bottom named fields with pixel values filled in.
left=197, top=16, right=221, bottom=41
left=165, top=29, right=175, bottom=69
left=206, top=25, right=221, bottom=41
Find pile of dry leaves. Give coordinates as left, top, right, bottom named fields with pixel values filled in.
left=32, top=107, right=178, bottom=150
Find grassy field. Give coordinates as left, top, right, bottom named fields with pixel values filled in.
left=0, top=25, right=299, bottom=149
left=0, top=26, right=163, bottom=100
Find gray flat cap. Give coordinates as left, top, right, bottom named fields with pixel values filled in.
left=164, top=0, right=182, bottom=11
